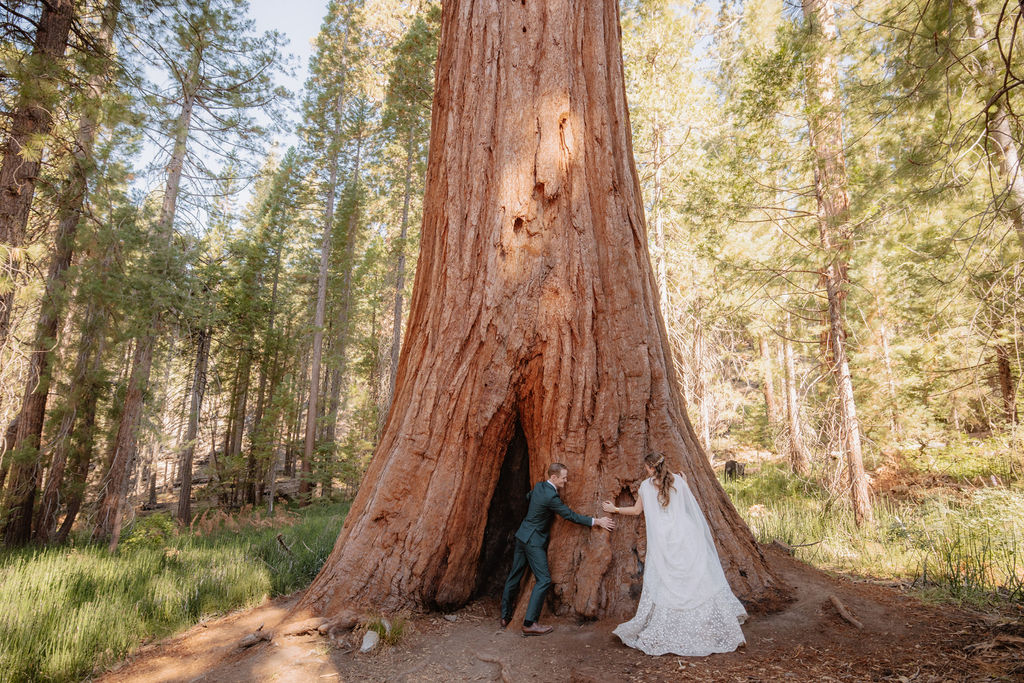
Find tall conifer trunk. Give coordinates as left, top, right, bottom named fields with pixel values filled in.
left=389, top=127, right=416, bottom=401
left=297, top=0, right=788, bottom=624
left=93, top=48, right=201, bottom=546
left=177, top=327, right=210, bottom=524
left=302, top=111, right=341, bottom=498
left=2, top=0, right=120, bottom=546
left=0, top=0, right=75, bottom=344
left=783, top=313, right=809, bottom=475
left=802, top=0, right=872, bottom=525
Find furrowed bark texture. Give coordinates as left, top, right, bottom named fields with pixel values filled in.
left=3, top=0, right=121, bottom=546
left=299, top=0, right=788, bottom=622
left=0, top=0, right=75, bottom=344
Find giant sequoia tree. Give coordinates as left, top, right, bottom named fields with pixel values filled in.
left=297, top=0, right=789, bottom=623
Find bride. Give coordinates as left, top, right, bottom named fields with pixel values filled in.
left=603, top=452, right=747, bottom=656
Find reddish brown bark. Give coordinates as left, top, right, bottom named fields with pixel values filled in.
left=93, top=333, right=154, bottom=546
left=2, top=0, right=120, bottom=546
left=39, top=289, right=107, bottom=543
left=297, top=0, right=788, bottom=624
left=0, top=0, right=76, bottom=344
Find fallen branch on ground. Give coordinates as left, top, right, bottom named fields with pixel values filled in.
left=829, top=595, right=863, bottom=629
left=238, top=623, right=272, bottom=648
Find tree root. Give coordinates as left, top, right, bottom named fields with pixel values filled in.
left=477, top=652, right=512, bottom=682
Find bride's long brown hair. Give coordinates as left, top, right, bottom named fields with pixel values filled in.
left=645, top=451, right=674, bottom=507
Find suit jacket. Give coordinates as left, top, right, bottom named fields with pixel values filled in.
left=514, top=481, right=593, bottom=546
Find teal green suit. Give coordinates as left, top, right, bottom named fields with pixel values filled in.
left=501, top=481, right=593, bottom=624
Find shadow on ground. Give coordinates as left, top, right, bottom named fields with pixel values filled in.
left=99, top=548, right=1023, bottom=682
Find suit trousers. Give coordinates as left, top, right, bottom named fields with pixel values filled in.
left=500, top=538, right=552, bottom=624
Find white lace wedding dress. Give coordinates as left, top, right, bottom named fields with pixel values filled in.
left=613, top=473, right=747, bottom=656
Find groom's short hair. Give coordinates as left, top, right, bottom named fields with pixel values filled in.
left=548, top=463, right=567, bottom=477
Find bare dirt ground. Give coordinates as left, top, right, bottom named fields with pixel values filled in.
left=99, top=548, right=1024, bottom=682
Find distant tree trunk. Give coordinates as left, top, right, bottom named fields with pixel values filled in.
left=2, top=0, right=120, bottom=546
left=35, top=298, right=107, bottom=541
left=177, top=327, right=210, bottom=524
left=0, top=0, right=76, bottom=344
left=53, top=364, right=104, bottom=546
left=228, top=351, right=252, bottom=460
left=0, top=420, right=13, bottom=494
left=37, top=273, right=109, bottom=543
left=962, top=0, right=1024, bottom=248
left=802, top=0, right=872, bottom=525
left=878, top=315, right=901, bottom=434
left=758, top=334, right=781, bottom=430
left=247, top=242, right=283, bottom=504
left=783, top=314, right=810, bottom=475
left=691, top=312, right=712, bottom=453
left=389, top=126, right=417, bottom=403
left=323, top=133, right=365, bottom=478
left=147, top=452, right=157, bottom=508
left=93, top=48, right=200, bottom=547
left=995, top=344, right=1017, bottom=424
left=93, top=335, right=154, bottom=547
left=303, top=111, right=342, bottom=499
left=296, top=0, right=788, bottom=624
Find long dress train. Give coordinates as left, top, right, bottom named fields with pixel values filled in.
left=613, top=473, right=747, bottom=656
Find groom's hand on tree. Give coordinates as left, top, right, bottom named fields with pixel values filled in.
left=593, top=516, right=615, bottom=530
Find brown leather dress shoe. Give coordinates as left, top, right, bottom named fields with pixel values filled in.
left=521, top=623, right=553, bottom=637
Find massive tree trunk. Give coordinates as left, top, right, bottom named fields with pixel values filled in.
left=802, top=0, right=873, bottom=525
left=297, top=0, right=789, bottom=624
left=2, top=0, right=120, bottom=546
left=0, top=0, right=76, bottom=345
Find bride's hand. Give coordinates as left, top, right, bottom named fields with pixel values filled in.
left=602, top=500, right=617, bottom=513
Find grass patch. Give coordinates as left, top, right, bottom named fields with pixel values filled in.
left=723, top=462, right=1024, bottom=610
left=898, top=433, right=1024, bottom=484
left=0, top=500, right=348, bottom=683
left=361, top=613, right=408, bottom=647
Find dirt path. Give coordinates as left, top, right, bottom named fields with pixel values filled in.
left=100, top=550, right=1023, bottom=682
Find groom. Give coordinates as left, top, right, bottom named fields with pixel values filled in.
left=500, top=463, right=615, bottom=636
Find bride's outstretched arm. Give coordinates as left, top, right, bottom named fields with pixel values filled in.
left=602, top=497, right=643, bottom=516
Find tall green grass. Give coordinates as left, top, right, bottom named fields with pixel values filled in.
left=0, top=501, right=347, bottom=683
left=722, top=463, right=1024, bottom=609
